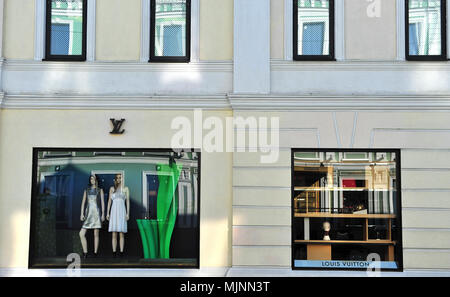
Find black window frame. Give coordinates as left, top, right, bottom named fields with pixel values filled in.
left=293, top=0, right=335, bottom=61
left=291, top=148, right=404, bottom=272
left=405, top=0, right=447, bottom=61
left=28, top=147, right=201, bottom=269
left=44, top=0, right=88, bottom=62
left=149, top=0, right=191, bottom=63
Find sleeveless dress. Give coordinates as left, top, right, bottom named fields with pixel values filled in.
left=108, top=188, right=127, bottom=233
left=82, top=188, right=102, bottom=229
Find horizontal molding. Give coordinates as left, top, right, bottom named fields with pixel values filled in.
left=402, top=168, right=450, bottom=171
left=271, top=59, right=450, bottom=72
left=4, top=93, right=450, bottom=110
left=403, top=207, right=450, bottom=212
left=404, top=228, right=450, bottom=231
left=1, top=94, right=231, bottom=109
left=405, top=248, right=450, bottom=252
left=402, top=189, right=450, bottom=192
left=3, top=59, right=233, bottom=73
left=228, top=94, right=450, bottom=110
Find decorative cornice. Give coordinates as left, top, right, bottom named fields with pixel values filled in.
left=3, top=59, right=233, bottom=73
left=271, top=59, right=450, bottom=72
left=3, top=93, right=450, bottom=111
left=228, top=94, right=450, bottom=110
left=1, top=94, right=231, bottom=110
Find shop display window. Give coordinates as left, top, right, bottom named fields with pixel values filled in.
left=29, top=148, right=200, bottom=268
left=292, top=149, right=403, bottom=271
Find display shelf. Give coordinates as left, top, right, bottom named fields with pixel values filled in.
left=294, top=240, right=396, bottom=245
left=294, top=187, right=390, bottom=191
left=294, top=213, right=396, bottom=219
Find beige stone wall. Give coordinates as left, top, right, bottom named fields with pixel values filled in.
left=96, top=0, right=141, bottom=61
left=199, top=0, right=233, bottom=60
left=0, top=108, right=233, bottom=268
left=232, top=110, right=450, bottom=270
left=3, top=0, right=35, bottom=59
left=345, top=0, right=397, bottom=60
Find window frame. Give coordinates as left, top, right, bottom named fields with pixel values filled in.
left=149, top=0, right=191, bottom=63
left=293, top=0, right=335, bottom=61
left=28, top=147, right=201, bottom=269
left=44, top=0, right=88, bottom=62
left=405, top=0, right=448, bottom=61
left=291, top=148, right=404, bottom=272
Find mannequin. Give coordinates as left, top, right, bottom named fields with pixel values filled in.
left=323, top=221, right=331, bottom=241
left=106, top=174, right=130, bottom=257
left=79, top=175, right=105, bottom=258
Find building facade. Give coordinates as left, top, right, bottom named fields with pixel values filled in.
left=1, top=0, right=450, bottom=276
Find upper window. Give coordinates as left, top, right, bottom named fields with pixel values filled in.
left=45, top=0, right=87, bottom=61
left=406, top=0, right=447, bottom=60
left=150, top=0, right=191, bottom=62
left=293, top=0, right=335, bottom=61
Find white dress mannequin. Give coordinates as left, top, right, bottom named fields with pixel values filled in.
left=106, top=174, right=130, bottom=257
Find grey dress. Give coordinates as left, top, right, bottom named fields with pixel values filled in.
left=82, top=188, right=102, bottom=229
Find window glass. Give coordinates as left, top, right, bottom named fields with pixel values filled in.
left=292, top=150, right=402, bottom=270
left=152, top=0, right=189, bottom=59
left=30, top=149, right=200, bottom=268
left=48, top=0, right=85, bottom=57
left=407, top=0, right=444, bottom=57
left=295, top=0, right=332, bottom=58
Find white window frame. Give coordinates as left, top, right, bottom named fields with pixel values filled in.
left=35, top=0, right=96, bottom=61
left=141, top=0, right=199, bottom=62
left=285, top=0, right=344, bottom=60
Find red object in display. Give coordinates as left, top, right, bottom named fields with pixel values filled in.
left=342, top=179, right=356, bottom=188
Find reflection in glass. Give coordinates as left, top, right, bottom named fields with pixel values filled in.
left=297, top=0, right=330, bottom=55
left=154, top=0, right=187, bottom=57
left=50, top=0, right=84, bottom=56
left=408, top=0, right=442, bottom=56
left=292, top=151, right=401, bottom=270
left=31, top=150, right=199, bottom=268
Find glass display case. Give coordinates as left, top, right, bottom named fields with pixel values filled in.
left=292, top=150, right=402, bottom=270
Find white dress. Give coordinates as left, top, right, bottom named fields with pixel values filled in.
left=108, top=188, right=127, bottom=233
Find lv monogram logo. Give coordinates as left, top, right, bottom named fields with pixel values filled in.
left=110, top=118, right=125, bottom=135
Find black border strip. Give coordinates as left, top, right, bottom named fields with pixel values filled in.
left=290, top=148, right=403, bottom=272
left=28, top=147, right=201, bottom=269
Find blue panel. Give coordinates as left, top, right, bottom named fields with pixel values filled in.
left=302, top=22, right=325, bottom=55
left=51, top=23, right=70, bottom=55
left=163, top=25, right=183, bottom=56
left=409, top=23, right=421, bottom=55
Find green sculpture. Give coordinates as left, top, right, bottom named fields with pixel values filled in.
left=137, top=163, right=182, bottom=259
